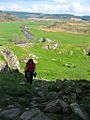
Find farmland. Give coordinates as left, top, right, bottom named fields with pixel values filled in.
left=0, top=20, right=90, bottom=80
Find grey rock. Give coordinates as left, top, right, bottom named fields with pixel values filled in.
left=66, top=86, right=74, bottom=93
left=0, top=61, right=5, bottom=71
left=25, top=108, right=30, bottom=111
left=70, top=103, right=89, bottom=120
left=75, top=87, right=82, bottom=94
left=37, top=91, right=45, bottom=97
left=0, top=108, right=2, bottom=112
left=19, top=108, right=51, bottom=120
left=71, top=93, right=77, bottom=100
left=42, top=45, right=50, bottom=50
left=44, top=99, right=68, bottom=113
left=39, top=38, right=52, bottom=43
left=63, top=63, right=75, bottom=68
left=1, top=49, right=20, bottom=71
left=46, top=92, right=58, bottom=100
left=32, top=97, right=43, bottom=102
left=35, top=87, right=39, bottom=91
left=44, top=99, right=61, bottom=113
left=32, top=112, right=52, bottom=120
left=19, top=108, right=40, bottom=120
left=19, top=82, right=25, bottom=85
left=0, top=108, right=21, bottom=119
left=8, top=105, right=15, bottom=109
left=30, top=102, right=38, bottom=108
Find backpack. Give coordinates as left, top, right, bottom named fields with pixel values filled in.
left=33, top=72, right=37, bottom=77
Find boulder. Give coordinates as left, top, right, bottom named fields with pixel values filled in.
left=75, top=87, right=82, bottom=94
left=31, top=112, right=52, bottom=120
left=19, top=108, right=40, bottom=120
left=37, top=91, right=45, bottom=98
left=19, top=108, right=51, bottom=120
left=0, top=108, right=21, bottom=119
left=70, top=103, right=89, bottom=120
left=46, top=92, right=58, bottom=101
left=44, top=99, right=68, bottom=113
left=63, top=63, right=75, bottom=68
left=0, top=62, right=10, bottom=72
left=0, top=61, right=5, bottom=71
left=39, top=38, right=52, bottom=43
left=42, top=45, right=50, bottom=50
left=1, top=49, right=20, bottom=71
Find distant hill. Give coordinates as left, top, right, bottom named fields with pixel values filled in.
left=0, top=10, right=90, bottom=21
left=82, top=16, right=90, bottom=21
left=43, top=20, right=90, bottom=34
left=0, top=12, right=21, bottom=22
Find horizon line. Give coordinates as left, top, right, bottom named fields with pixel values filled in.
left=0, top=10, right=90, bottom=17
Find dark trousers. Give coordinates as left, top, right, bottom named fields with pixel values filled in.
left=25, top=71, right=33, bottom=84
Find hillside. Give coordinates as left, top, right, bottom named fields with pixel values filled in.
left=0, top=70, right=90, bottom=120
left=0, top=10, right=90, bottom=21
left=0, top=13, right=21, bottom=22
left=0, top=20, right=90, bottom=80
left=43, top=20, right=90, bottom=34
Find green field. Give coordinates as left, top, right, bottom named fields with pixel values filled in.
left=0, top=20, right=90, bottom=80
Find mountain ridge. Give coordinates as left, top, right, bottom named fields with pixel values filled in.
left=0, top=10, right=90, bottom=21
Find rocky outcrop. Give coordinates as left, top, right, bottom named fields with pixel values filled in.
left=0, top=108, right=51, bottom=120
left=0, top=108, right=21, bottom=119
left=31, top=80, right=90, bottom=120
left=19, top=108, right=51, bottom=120
left=39, top=38, right=53, bottom=43
left=0, top=61, right=5, bottom=71
left=0, top=49, right=20, bottom=71
left=44, top=99, right=68, bottom=113
left=19, top=108, right=41, bottom=120
left=0, top=79, right=90, bottom=120
left=70, top=103, right=89, bottom=120
left=0, top=61, right=10, bottom=72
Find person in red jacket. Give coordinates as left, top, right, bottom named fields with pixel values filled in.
left=25, top=58, right=36, bottom=84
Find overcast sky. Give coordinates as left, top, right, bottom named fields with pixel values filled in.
left=0, top=0, right=90, bottom=16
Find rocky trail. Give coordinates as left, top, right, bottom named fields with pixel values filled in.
left=0, top=78, right=90, bottom=120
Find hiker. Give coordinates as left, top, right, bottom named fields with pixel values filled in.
left=25, top=58, right=36, bottom=84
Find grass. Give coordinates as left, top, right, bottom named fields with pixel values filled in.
left=0, top=70, right=37, bottom=109
left=0, top=20, right=90, bottom=80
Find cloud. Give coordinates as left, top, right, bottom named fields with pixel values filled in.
left=8, top=4, right=24, bottom=11
left=53, top=0, right=67, bottom=3
left=0, top=6, right=5, bottom=10
left=22, top=3, right=70, bottom=13
left=0, top=0, right=90, bottom=15
left=71, top=1, right=90, bottom=15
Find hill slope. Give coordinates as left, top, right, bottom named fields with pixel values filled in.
left=0, top=10, right=90, bottom=21
left=0, top=20, right=90, bottom=80
left=43, top=20, right=90, bottom=34
left=0, top=13, right=21, bottom=22
left=0, top=69, right=90, bottom=120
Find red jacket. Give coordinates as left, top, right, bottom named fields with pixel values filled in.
left=26, top=62, right=36, bottom=72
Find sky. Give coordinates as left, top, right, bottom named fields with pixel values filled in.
left=0, top=0, right=90, bottom=16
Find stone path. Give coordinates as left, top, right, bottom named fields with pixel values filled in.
left=0, top=80, right=90, bottom=120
